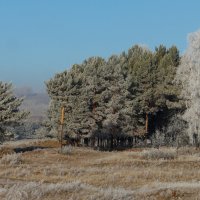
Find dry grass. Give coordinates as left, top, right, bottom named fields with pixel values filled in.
left=1, top=140, right=200, bottom=199
left=0, top=147, right=14, bottom=158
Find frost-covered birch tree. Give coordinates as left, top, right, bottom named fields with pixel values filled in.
left=176, top=30, right=200, bottom=143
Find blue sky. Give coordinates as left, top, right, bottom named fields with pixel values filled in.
left=0, top=0, right=200, bottom=91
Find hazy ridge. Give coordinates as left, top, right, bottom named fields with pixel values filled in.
left=15, top=87, right=49, bottom=121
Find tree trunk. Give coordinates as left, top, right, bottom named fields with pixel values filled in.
left=145, top=113, right=148, bottom=134
left=110, top=134, right=113, bottom=150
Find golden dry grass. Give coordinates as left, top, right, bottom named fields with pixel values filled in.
left=0, top=147, right=14, bottom=158
left=1, top=139, right=200, bottom=199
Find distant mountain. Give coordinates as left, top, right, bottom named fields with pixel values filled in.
left=15, top=87, right=49, bottom=122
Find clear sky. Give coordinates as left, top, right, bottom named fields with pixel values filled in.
left=0, top=0, right=200, bottom=92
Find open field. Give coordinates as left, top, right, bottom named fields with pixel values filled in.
left=1, top=139, right=200, bottom=199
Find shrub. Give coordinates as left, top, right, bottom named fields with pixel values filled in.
left=60, top=145, right=73, bottom=155
left=0, top=153, right=22, bottom=166
left=141, top=148, right=177, bottom=160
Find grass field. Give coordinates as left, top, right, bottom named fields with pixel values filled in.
left=1, top=139, right=200, bottom=199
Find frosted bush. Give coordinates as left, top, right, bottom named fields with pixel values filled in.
left=0, top=153, right=22, bottom=166
left=60, top=145, right=73, bottom=155
left=141, top=148, right=177, bottom=160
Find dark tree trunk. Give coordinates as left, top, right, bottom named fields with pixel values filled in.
left=84, top=138, right=89, bottom=146
left=145, top=113, right=149, bottom=134
left=110, top=134, right=113, bottom=150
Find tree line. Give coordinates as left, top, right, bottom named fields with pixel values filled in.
left=0, top=44, right=187, bottom=148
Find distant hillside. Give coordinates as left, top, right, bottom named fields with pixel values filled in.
left=15, top=87, right=49, bottom=122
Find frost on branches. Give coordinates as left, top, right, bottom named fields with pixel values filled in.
left=176, top=30, right=200, bottom=143
left=0, top=82, right=28, bottom=142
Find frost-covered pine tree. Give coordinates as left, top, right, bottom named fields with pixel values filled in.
left=176, top=30, right=200, bottom=144
left=0, top=81, right=29, bottom=142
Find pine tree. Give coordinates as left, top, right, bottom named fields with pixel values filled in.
left=129, top=45, right=181, bottom=139
left=0, top=81, right=29, bottom=142
left=127, top=45, right=154, bottom=135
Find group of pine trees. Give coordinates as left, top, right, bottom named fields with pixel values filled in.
left=46, top=45, right=184, bottom=149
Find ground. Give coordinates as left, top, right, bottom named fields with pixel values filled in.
left=1, top=139, right=200, bottom=199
